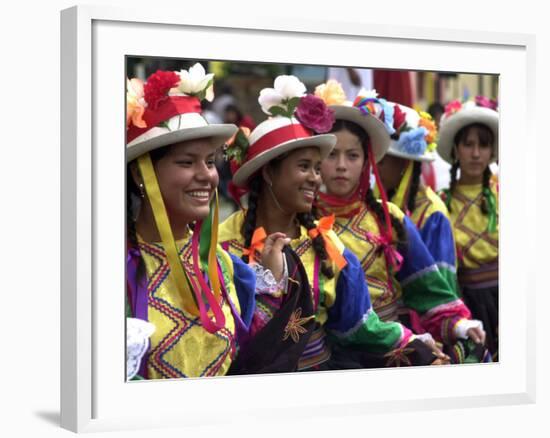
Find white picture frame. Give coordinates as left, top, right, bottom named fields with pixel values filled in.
left=60, top=5, right=536, bottom=433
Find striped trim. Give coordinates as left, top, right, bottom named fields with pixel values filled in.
left=458, top=262, right=498, bottom=288
left=436, top=261, right=457, bottom=274
left=330, top=308, right=374, bottom=340
left=400, top=264, right=439, bottom=287
left=420, top=298, right=465, bottom=320
left=297, top=327, right=331, bottom=370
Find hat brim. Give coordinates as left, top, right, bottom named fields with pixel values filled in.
left=385, top=144, right=436, bottom=162
left=126, top=124, right=237, bottom=162
left=232, top=134, right=336, bottom=187
left=331, top=106, right=390, bottom=163
left=438, top=107, right=499, bottom=164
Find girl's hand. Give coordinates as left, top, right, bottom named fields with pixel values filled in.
left=260, top=232, right=291, bottom=282
left=467, top=326, right=486, bottom=345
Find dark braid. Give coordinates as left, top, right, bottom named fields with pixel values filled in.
left=241, top=175, right=262, bottom=264
left=480, top=166, right=492, bottom=215
left=447, top=161, right=460, bottom=212
left=407, top=161, right=423, bottom=214
left=127, top=165, right=145, bottom=284
left=297, top=212, right=335, bottom=279
left=365, top=188, right=407, bottom=249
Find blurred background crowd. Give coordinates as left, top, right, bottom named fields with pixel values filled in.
left=127, top=57, right=499, bottom=219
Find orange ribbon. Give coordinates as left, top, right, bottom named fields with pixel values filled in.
left=242, top=227, right=267, bottom=264
left=308, top=214, right=347, bottom=270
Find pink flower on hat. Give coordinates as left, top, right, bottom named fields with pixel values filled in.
left=295, top=94, right=335, bottom=134
left=475, top=95, right=498, bottom=110
left=444, top=100, right=462, bottom=116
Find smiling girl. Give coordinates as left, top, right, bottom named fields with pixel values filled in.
left=125, top=65, right=288, bottom=380
left=438, top=97, right=499, bottom=358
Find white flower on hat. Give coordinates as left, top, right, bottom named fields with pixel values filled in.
left=175, top=63, right=215, bottom=102
left=258, top=75, right=306, bottom=115
left=357, top=88, right=378, bottom=99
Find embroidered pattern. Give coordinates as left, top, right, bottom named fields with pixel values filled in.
left=283, top=308, right=315, bottom=343
left=384, top=346, right=416, bottom=367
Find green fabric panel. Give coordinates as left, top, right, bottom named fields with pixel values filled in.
left=329, top=311, right=403, bottom=353
left=402, top=269, right=457, bottom=314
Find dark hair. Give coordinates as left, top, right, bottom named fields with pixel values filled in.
left=449, top=123, right=494, bottom=214
left=126, top=146, right=172, bottom=285
left=241, top=162, right=335, bottom=279
left=330, top=119, right=407, bottom=246
left=407, top=161, right=423, bottom=214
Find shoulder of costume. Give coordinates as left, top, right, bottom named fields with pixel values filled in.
left=423, top=186, right=450, bottom=219
left=218, top=210, right=245, bottom=244
left=384, top=200, right=406, bottom=222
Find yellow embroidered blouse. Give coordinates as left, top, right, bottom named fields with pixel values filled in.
left=447, top=183, right=499, bottom=270
left=138, top=235, right=241, bottom=379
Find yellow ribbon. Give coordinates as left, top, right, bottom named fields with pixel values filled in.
left=308, top=214, right=347, bottom=270
left=137, top=154, right=200, bottom=316
left=391, top=160, right=414, bottom=211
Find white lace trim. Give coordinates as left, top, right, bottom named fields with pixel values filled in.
left=454, top=318, right=484, bottom=340
left=252, top=256, right=288, bottom=297
left=127, top=318, right=155, bottom=380
left=415, top=332, right=436, bottom=347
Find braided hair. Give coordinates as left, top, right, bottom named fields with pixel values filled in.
left=449, top=123, right=494, bottom=215
left=331, top=119, right=407, bottom=247
left=406, top=161, right=423, bottom=215
left=241, top=162, right=335, bottom=279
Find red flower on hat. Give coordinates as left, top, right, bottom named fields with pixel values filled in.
left=295, top=94, right=335, bottom=133
left=143, top=70, right=180, bottom=110
left=393, top=104, right=407, bottom=132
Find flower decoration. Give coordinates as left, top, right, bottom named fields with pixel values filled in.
left=444, top=99, right=462, bottom=116
left=295, top=94, right=335, bottom=133
left=126, top=78, right=147, bottom=128
left=314, top=80, right=347, bottom=105
left=258, top=76, right=334, bottom=133
left=396, top=127, right=429, bottom=155
left=225, top=127, right=251, bottom=173
left=143, top=70, right=180, bottom=110
left=392, top=104, right=407, bottom=133
left=475, top=95, right=498, bottom=111
left=258, top=75, right=306, bottom=117
left=418, top=111, right=437, bottom=152
left=174, top=63, right=215, bottom=102
left=353, top=93, right=396, bottom=136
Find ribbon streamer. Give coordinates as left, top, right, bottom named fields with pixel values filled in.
left=308, top=214, right=347, bottom=270
left=243, top=227, right=267, bottom=264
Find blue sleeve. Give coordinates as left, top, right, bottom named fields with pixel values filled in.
left=418, top=212, right=456, bottom=268
left=326, top=249, right=372, bottom=333
left=396, top=216, right=440, bottom=283
left=228, top=253, right=255, bottom=328
left=326, top=249, right=405, bottom=351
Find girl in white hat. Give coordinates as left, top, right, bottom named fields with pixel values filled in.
left=314, top=82, right=486, bottom=363
left=437, top=97, right=499, bottom=358
left=220, top=76, right=448, bottom=371
left=125, top=64, right=288, bottom=380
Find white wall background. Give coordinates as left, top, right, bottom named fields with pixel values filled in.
left=0, top=0, right=546, bottom=437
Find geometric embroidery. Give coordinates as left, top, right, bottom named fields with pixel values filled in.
left=139, top=239, right=234, bottom=379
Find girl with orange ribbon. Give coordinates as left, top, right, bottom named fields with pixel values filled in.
left=125, top=65, right=288, bottom=380
left=220, top=75, right=447, bottom=372
left=314, top=82, right=487, bottom=364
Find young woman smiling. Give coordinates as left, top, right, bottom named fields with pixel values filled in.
left=219, top=76, right=446, bottom=372
left=125, top=65, right=288, bottom=380
left=314, top=82, right=486, bottom=363
left=438, top=97, right=499, bottom=358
